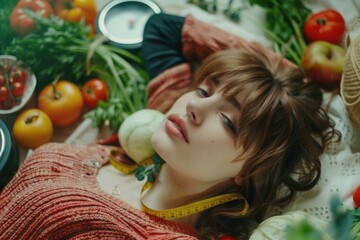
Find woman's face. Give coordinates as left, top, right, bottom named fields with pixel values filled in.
left=152, top=78, right=245, bottom=183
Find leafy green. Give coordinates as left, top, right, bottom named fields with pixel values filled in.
left=135, top=153, right=164, bottom=183
left=327, top=197, right=353, bottom=240
left=187, top=0, right=217, bottom=13
left=186, top=0, right=310, bottom=65
left=285, top=196, right=354, bottom=240
left=248, top=0, right=311, bottom=65
left=285, top=220, right=324, bottom=240
left=0, top=0, right=19, bottom=53
left=6, top=11, right=92, bottom=90
left=352, top=208, right=360, bottom=240
left=187, top=0, right=243, bottom=23
left=6, top=11, right=148, bottom=131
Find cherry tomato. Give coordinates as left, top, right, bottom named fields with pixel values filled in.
left=8, top=76, right=15, bottom=86
left=11, top=82, right=25, bottom=97
left=0, top=97, right=15, bottom=110
left=12, top=108, right=53, bottom=149
left=0, top=86, right=9, bottom=101
left=12, top=69, right=27, bottom=83
left=82, top=78, right=109, bottom=108
left=304, top=9, right=345, bottom=44
left=0, top=63, right=9, bottom=73
left=38, top=80, right=84, bottom=127
left=0, top=75, right=6, bottom=86
left=354, top=185, right=360, bottom=208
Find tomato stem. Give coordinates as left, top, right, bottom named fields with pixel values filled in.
left=25, top=114, right=39, bottom=124
left=317, top=18, right=327, bottom=25
left=52, top=83, right=62, bottom=100
left=86, top=87, right=94, bottom=95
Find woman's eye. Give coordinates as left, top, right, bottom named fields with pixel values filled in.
left=196, top=88, right=209, bottom=97
left=221, top=113, right=236, bottom=134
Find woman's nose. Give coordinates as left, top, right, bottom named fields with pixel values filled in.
left=186, top=99, right=206, bottom=125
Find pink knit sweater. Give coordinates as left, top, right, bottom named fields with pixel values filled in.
left=0, top=143, right=198, bottom=239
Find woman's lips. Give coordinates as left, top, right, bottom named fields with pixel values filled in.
left=165, top=114, right=189, bottom=143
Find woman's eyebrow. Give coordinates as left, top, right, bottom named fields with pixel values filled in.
left=209, top=77, right=241, bottom=109
left=228, top=97, right=241, bottom=110
left=211, top=77, right=220, bottom=86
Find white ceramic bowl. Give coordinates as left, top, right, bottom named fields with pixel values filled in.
left=0, top=55, right=37, bottom=127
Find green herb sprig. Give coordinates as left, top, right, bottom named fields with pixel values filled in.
left=248, top=0, right=311, bottom=65
left=135, top=153, right=165, bottom=183
left=351, top=208, right=360, bottom=240
left=187, top=0, right=311, bottom=65
left=0, top=0, right=18, bottom=53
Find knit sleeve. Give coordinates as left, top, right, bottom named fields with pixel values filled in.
left=181, top=14, right=257, bottom=62
left=0, top=143, right=198, bottom=239
left=146, top=62, right=192, bottom=113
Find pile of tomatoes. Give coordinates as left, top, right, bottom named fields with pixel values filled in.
left=10, top=0, right=97, bottom=37
left=12, top=78, right=108, bottom=150
left=0, top=62, right=27, bottom=110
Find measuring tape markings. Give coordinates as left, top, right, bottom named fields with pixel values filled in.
left=140, top=181, right=249, bottom=219
left=108, top=151, right=249, bottom=219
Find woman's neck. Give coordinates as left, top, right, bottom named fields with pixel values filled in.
left=141, top=163, right=233, bottom=225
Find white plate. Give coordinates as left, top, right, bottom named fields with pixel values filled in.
left=96, top=0, right=162, bottom=50
left=0, top=55, right=37, bottom=115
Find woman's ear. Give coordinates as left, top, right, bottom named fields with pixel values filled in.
left=234, top=174, right=242, bottom=185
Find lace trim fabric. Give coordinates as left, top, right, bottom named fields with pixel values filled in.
left=271, top=95, right=360, bottom=220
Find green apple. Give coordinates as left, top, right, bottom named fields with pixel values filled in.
left=301, top=41, right=345, bottom=89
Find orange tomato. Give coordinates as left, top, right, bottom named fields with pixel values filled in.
left=13, top=108, right=53, bottom=150
left=54, top=0, right=97, bottom=33
left=38, top=80, right=84, bottom=127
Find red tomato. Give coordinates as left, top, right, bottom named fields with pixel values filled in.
left=11, top=82, right=25, bottom=97
left=0, top=75, right=6, bottom=86
left=354, top=185, right=360, bottom=208
left=82, top=78, right=109, bottom=108
left=12, top=69, right=27, bottom=83
left=304, top=9, right=345, bottom=44
left=0, top=97, right=14, bottom=110
left=10, top=0, right=54, bottom=36
left=8, top=76, right=15, bottom=85
left=0, top=86, right=9, bottom=101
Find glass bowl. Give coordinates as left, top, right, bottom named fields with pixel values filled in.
left=0, top=55, right=37, bottom=127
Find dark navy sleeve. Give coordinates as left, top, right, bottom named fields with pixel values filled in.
left=142, top=13, right=186, bottom=79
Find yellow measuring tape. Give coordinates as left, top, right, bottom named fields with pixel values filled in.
left=140, top=181, right=249, bottom=219
left=109, top=150, right=153, bottom=174
left=109, top=150, right=249, bottom=219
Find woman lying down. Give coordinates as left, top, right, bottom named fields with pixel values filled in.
left=1, top=13, right=359, bottom=240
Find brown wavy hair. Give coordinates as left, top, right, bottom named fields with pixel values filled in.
left=193, top=46, right=339, bottom=239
